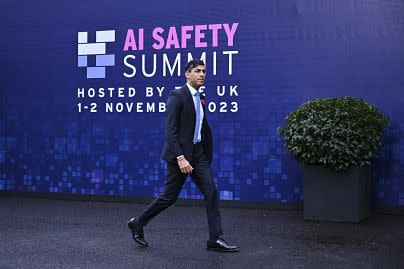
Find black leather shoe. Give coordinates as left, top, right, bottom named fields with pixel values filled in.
left=127, top=218, right=148, bottom=247
left=207, top=238, right=239, bottom=252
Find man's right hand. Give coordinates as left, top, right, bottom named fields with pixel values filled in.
left=177, top=158, right=194, bottom=174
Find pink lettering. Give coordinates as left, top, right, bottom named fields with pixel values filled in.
left=181, top=25, right=194, bottom=48
left=223, top=23, right=239, bottom=46
left=152, top=27, right=165, bottom=50
left=195, top=25, right=208, bottom=48
left=208, top=24, right=222, bottom=47
left=165, top=27, right=180, bottom=49
left=123, top=29, right=137, bottom=51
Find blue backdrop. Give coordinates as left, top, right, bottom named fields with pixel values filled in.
left=1, top=0, right=403, bottom=207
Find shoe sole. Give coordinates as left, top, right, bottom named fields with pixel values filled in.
left=207, top=247, right=239, bottom=252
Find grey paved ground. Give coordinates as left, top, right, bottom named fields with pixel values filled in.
left=1, top=196, right=404, bottom=269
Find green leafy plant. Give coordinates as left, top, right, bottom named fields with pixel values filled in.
left=277, top=97, right=389, bottom=171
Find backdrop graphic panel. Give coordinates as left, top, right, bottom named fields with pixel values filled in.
left=0, top=0, right=403, bottom=206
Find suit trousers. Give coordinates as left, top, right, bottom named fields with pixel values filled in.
left=137, top=142, right=223, bottom=239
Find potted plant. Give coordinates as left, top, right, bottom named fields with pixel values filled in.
left=278, top=97, right=389, bottom=222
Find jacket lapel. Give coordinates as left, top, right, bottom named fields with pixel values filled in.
left=183, top=85, right=196, bottom=122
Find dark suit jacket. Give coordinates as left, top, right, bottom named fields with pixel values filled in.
left=161, top=85, right=213, bottom=164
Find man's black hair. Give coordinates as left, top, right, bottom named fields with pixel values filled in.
left=184, top=59, right=205, bottom=73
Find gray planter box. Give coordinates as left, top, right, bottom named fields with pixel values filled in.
left=303, top=165, right=371, bottom=223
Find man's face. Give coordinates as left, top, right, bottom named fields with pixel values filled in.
left=186, top=65, right=206, bottom=89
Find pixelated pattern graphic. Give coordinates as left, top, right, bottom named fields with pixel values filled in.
left=1, top=0, right=404, bottom=208
left=77, top=30, right=115, bottom=78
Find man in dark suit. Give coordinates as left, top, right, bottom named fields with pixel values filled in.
left=127, top=59, right=239, bottom=252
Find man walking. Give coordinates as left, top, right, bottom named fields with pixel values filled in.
left=127, top=59, right=239, bottom=252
